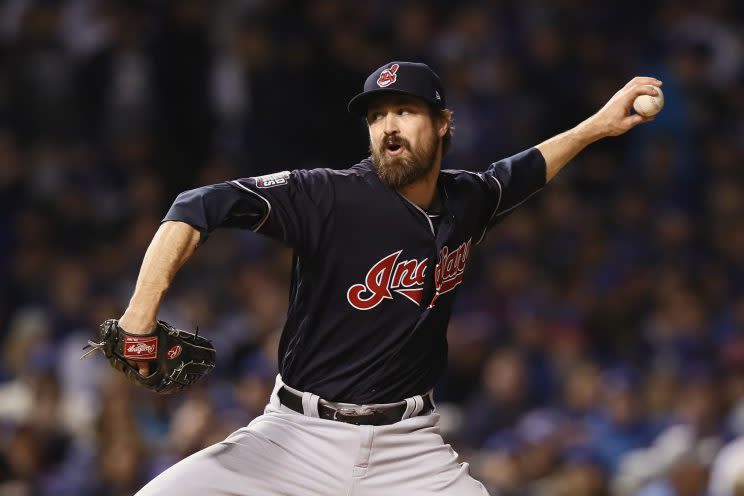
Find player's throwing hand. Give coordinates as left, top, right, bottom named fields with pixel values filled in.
left=587, top=77, right=663, bottom=137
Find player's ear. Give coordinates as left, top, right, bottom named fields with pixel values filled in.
left=437, top=109, right=453, bottom=138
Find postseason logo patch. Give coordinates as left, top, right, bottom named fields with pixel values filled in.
left=255, top=171, right=290, bottom=188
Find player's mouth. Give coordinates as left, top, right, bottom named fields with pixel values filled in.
left=383, top=139, right=408, bottom=156
left=386, top=144, right=404, bottom=155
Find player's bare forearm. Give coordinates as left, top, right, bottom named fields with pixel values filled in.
left=536, top=76, right=662, bottom=183
left=119, top=221, right=200, bottom=334
left=536, top=123, right=598, bottom=182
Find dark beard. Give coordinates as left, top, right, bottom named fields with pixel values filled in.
left=370, top=131, right=439, bottom=189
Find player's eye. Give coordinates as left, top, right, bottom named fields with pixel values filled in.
left=368, top=112, right=383, bottom=123
left=398, top=108, right=411, bottom=116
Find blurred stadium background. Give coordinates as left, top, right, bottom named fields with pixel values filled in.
left=1, top=0, right=743, bottom=495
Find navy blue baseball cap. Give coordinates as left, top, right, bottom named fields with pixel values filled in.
left=347, top=61, right=446, bottom=116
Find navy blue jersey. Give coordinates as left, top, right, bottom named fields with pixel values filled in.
left=164, top=148, right=545, bottom=403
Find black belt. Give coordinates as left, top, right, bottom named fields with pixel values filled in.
left=277, top=386, right=434, bottom=426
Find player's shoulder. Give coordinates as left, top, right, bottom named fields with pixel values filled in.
left=295, top=158, right=375, bottom=178
left=298, top=158, right=378, bottom=184
left=440, top=167, right=488, bottom=186
left=334, top=157, right=377, bottom=179
left=439, top=167, right=496, bottom=201
left=238, top=160, right=375, bottom=194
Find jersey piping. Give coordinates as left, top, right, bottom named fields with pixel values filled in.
left=230, top=179, right=272, bottom=232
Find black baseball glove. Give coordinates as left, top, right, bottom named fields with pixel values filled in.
left=81, top=319, right=216, bottom=394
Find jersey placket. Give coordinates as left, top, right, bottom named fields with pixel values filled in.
left=396, top=183, right=455, bottom=310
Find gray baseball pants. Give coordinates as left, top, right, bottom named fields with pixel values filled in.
left=135, top=375, right=490, bottom=495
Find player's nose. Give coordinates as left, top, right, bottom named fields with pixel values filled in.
left=383, top=112, right=399, bottom=134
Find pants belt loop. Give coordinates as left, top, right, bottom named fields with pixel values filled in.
left=302, top=391, right=320, bottom=417
left=412, top=395, right=424, bottom=417
left=401, top=397, right=417, bottom=419
left=401, top=395, right=425, bottom=420
left=269, top=374, right=284, bottom=410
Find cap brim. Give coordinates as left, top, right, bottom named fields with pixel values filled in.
left=347, top=88, right=434, bottom=116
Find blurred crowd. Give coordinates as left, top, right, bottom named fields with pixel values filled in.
left=0, top=0, right=743, bottom=495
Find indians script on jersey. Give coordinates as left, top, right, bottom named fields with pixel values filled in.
left=347, top=238, right=472, bottom=310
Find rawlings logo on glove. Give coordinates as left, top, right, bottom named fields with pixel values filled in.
left=81, top=319, right=216, bottom=394
left=124, top=337, right=158, bottom=359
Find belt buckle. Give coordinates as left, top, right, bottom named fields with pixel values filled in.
left=333, top=406, right=375, bottom=420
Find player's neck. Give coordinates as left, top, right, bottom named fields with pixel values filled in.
left=398, top=159, right=441, bottom=210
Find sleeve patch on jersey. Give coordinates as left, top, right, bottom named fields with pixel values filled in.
left=255, top=171, right=290, bottom=188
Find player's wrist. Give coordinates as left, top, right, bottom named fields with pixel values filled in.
left=118, top=309, right=157, bottom=335
left=574, top=116, right=608, bottom=143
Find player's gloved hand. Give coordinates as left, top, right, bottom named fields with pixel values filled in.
left=81, top=319, right=216, bottom=394
left=116, top=315, right=156, bottom=376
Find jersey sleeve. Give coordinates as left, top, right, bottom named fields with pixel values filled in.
left=162, top=169, right=334, bottom=255
left=475, top=147, right=546, bottom=242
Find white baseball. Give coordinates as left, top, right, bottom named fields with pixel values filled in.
left=633, top=85, right=664, bottom=117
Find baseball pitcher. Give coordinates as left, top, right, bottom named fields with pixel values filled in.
left=90, top=61, right=660, bottom=495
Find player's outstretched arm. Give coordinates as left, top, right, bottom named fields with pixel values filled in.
left=118, top=221, right=200, bottom=375
left=536, top=77, right=662, bottom=182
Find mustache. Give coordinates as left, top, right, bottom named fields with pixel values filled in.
left=379, top=135, right=411, bottom=152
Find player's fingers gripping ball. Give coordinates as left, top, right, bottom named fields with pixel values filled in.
left=81, top=319, right=216, bottom=393
left=633, top=85, right=664, bottom=117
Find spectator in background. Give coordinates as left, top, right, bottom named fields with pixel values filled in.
left=551, top=446, right=608, bottom=496
left=461, top=347, right=532, bottom=449
left=76, top=0, right=152, bottom=142
left=585, top=369, right=652, bottom=471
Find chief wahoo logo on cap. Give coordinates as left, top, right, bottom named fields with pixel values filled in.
left=376, top=64, right=399, bottom=88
